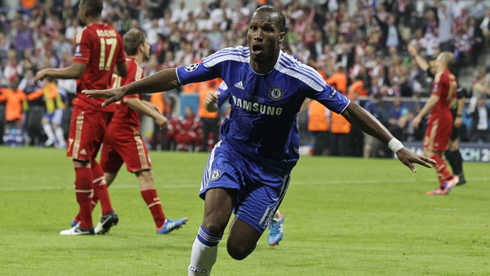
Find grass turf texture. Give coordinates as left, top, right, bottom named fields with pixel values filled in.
left=0, top=146, right=489, bottom=275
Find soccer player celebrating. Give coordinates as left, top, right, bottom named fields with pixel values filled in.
left=409, top=46, right=460, bottom=195
left=83, top=5, right=434, bottom=274
left=34, top=0, right=127, bottom=235
left=408, top=45, right=467, bottom=190
left=98, top=28, right=188, bottom=234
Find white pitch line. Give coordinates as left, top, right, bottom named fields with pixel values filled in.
left=1, top=177, right=489, bottom=192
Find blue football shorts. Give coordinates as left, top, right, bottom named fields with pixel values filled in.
left=200, top=141, right=291, bottom=234
left=44, top=109, right=64, bottom=126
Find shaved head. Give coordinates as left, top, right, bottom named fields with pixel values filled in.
left=438, top=52, right=454, bottom=69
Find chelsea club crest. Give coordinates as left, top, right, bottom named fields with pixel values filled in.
left=210, top=169, right=222, bottom=181
left=268, top=87, right=284, bottom=101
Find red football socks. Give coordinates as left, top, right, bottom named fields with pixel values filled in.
left=141, top=189, right=166, bottom=228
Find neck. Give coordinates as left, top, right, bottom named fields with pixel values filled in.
left=132, top=53, right=143, bottom=65
left=250, top=51, right=280, bottom=74
left=85, top=16, right=102, bottom=26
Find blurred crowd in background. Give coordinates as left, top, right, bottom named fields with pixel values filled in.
left=0, top=0, right=489, bottom=157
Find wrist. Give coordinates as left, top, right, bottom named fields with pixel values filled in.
left=388, top=138, right=404, bottom=153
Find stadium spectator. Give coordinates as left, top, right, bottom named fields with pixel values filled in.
left=374, top=13, right=404, bottom=53
left=307, top=98, right=331, bottom=156
left=436, top=3, right=454, bottom=52
left=82, top=7, right=433, bottom=275
left=466, top=17, right=483, bottom=64
left=3, top=50, right=23, bottom=85
left=411, top=50, right=459, bottom=195
left=26, top=76, right=66, bottom=148
left=0, top=78, right=26, bottom=128
left=174, top=105, right=202, bottom=152
left=149, top=92, right=168, bottom=151
left=34, top=0, right=127, bottom=235
left=470, top=66, right=490, bottom=108
left=198, top=82, right=220, bottom=152
left=467, top=96, right=490, bottom=143
left=469, top=0, right=487, bottom=20
left=481, top=8, right=490, bottom=49
left=363, top=92, right=388, bottom=158
left=170, top=0, right=189, bottom=24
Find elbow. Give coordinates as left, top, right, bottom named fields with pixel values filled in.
left=73, top=70, right=85, bottom=79
left=119, top=69, right=128, bottom=78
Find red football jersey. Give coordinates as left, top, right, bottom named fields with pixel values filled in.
left=110, top=57, right=144, bottom=126
left=72, top=23, right=125, bottom=111
left=430, top=69, right=456, bottom=118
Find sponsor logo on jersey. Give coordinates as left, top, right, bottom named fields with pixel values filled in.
left=268, top=87, right=284, bottom=101
left=211, top=169, right=222, bottom=181
left=329, top=89, right=338, bottom=99
left=185, top=63, right=199, bottom=72
left=231, top=96, right=283, bottom=116
left=234, top=81, right=244, bottom=89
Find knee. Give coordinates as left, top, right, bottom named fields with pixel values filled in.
left=226, top=238, right=254, bottom=261
left=422, top=149, right=434, bottom=157
left=226, top=244, right=251, bottom=261
left=136, top=170, right=154, bottom=189
left=201, top=221, right=226, bottom=235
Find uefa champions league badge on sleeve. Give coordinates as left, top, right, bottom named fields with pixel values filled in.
left=211, top=169, right=222, bottom=181
left=268, top=87, right=284, bottom=101
left=185, top=63, right=199, bottom=72
left=74, top=44, right=82, bottom=57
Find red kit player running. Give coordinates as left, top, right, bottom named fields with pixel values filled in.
left=412, top=51, right=459, bottom=195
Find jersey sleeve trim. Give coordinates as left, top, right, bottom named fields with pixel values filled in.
left=275, top=53, right=326, bottom=91
left=202, top=47, right=250, bottom=67
left=338, top=99, right=351, bottom=114
left=175, top=68, right=183, bottom=85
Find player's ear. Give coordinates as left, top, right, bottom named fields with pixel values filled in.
left=278, top=31, right=285, bottom=44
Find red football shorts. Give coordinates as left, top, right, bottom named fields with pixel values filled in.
left=100, top=123, right=151, bottom=173
left=423, top=116, right=453, bottom=152
left=67, top=106, right=113, bottom=161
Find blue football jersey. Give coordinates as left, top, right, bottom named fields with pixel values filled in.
left=176, top=46, right=350, bottom=165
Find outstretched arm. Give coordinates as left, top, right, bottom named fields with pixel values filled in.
left=34, top=63, right=87, bottom=84
left=342, top=102, right=435, bottom=172
left=83, top=68, right=181, bottom=106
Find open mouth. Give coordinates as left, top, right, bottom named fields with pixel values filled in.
left=251, top=44, right=263, bottom=55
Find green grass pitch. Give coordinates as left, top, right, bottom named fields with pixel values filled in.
left=0, top=146, right=489, bottom=275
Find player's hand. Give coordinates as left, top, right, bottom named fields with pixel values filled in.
left=33, top=69, right=48, bottom=86
left=204, top=91, right=220, bottom=112
left=396, top=147, right=436, bottom=173
left=407, top=44, right=418, bottom=57
left=148, top=102, right=161, bottom=113
left=155, top=115, right=168, bottom=129
left=411, top=116, right=421, bottom=129
left=82, top=88, right=124, bottom=107
left=454, top=117, right=462, bottom=128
